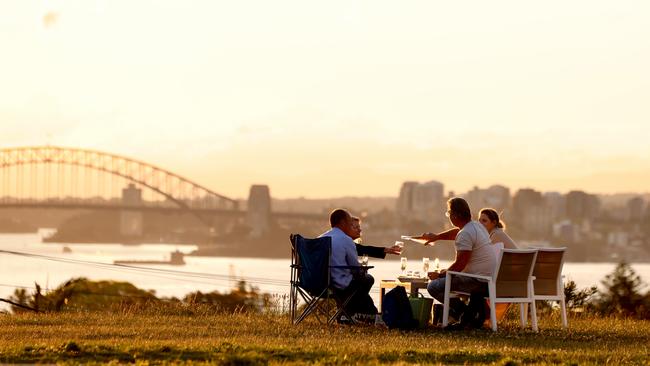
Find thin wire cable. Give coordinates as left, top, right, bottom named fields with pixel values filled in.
left=0, top=249, right=290, bottom=287
left=0, top=250, right=381, bottom=294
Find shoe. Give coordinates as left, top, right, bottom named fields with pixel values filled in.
left=443, top=322, right=472, bottom=331
left=337, top=315, right=353, bottom=325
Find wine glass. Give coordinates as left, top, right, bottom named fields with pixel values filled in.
left=400, top=257, right=407, bottom=275
left=394, top=241, right=404, bottom=254
left=360, top=255, right=369, bottom=266
left=422, top=257, right=430, bottom=276
left=434, top=257, right=440, bottom=272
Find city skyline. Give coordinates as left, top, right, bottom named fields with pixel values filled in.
left=2, top=1, right=650, bottom=198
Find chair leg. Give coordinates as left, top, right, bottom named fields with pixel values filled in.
left=289, top=285, right=297, bottom=324
left=489, top=283, right=497, bottom=332
left=530, top=300, right=538, bottom=332
left=560, top=297, right=568, bottom=329
left=519, top=303, right=527, bottom=328
left=329, top=289, right=358, bottom=325
left=442, top=277, right=451, bottom=327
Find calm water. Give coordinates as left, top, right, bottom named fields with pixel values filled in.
left=1, top=232, right=649, bottom=311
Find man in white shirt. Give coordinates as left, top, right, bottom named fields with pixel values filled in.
left=420, top=197, right=497, bottom=323
left=319, top=209, right=377, bottom=317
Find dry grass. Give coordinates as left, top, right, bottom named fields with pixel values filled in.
left=1, top=308, right=649, bottom=365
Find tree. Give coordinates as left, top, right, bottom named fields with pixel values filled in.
left=596, top=262, right=649, bottom=319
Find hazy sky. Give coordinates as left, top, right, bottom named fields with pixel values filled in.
left=2, top=1, right=649, bottom=199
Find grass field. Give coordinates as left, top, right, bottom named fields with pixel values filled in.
left=1, top=308, right=649, bottom=365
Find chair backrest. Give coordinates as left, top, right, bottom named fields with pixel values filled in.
left=491, top=242, right=504, bottom=263
left=532, top=247, right=566, bottom=296
left=494, top=249, right=537, bottom=298
left=290, top=234, right=331, bottom=296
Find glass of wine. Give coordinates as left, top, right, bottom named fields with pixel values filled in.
left=400, top=257, right=407, bottom=275
left=360, top=254, right=369, bottom=266
left=422, top=257, right=430, bottom=276
left=395, top=241, right=404, bottom=254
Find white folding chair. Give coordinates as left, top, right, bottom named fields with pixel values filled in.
left=530, top=247, right=568, bottom=329
left=442, top=249, right=539, bottom=332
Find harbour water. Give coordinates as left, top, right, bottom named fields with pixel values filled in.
left=1, top=232, right=649, bottom=311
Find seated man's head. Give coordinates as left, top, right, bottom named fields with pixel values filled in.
left=349, top=216, right=362, bottom=240
left=329, top=208, right=354, bottom=234
left=446, top=197, right=472, bottom=226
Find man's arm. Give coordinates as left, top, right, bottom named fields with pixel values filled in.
left=419, top=227, right=460, bottom=244
left=356, top=244, right=386, bottom=259
left=445, top=250, right=471, bottom=273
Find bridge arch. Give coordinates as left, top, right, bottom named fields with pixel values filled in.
left=0, top=146, right=239, bottom=213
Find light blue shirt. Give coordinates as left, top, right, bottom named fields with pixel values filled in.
left=319, top=227, right=359, bottom=289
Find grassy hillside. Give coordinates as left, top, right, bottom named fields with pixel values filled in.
left=1, top=309, right=649, bottom=365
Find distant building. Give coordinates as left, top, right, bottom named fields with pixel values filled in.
left=627, top=197, right=644, bottom=222
left=247, top=185, right=272, bottom=238
left=566, top=190, right=601, bottom=222
left=464, top=184, right=510, bottom=216
left=120, top=183, right=143, bottom=237
left=396, top=182, right=419, bottom=214
left=396, top=180, right=445, bottom=227
left=544, top=192, right=566, bottom=222
left=512, top=188, right=551, bottom=237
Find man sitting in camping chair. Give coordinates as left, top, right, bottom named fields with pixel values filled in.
left=319, top=208, right=377, bottom=322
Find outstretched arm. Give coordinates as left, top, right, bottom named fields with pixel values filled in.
left=417, top=227, right=460, bottom=245
left=356, top=243, right=402, bottom=259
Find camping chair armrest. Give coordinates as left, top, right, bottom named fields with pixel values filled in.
left=446, top=271, right=492, bottom=282
left=330, top=265, right=374, bottom=274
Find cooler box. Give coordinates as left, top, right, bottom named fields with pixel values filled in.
left=409, top=295, right=433, bottom=328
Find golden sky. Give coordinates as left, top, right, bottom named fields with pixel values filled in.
left=1, top=1, right=649, bottom=198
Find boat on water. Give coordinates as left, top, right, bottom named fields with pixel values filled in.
left=114, top=250, right=185, bottom=265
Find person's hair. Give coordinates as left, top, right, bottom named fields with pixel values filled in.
left=329, top=208, right=351, bottom=227
left=448, top=197, right=472, bottom=221
left=479, top=208, right=506, bottom=229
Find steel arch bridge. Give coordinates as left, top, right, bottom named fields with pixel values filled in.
left=0, top=146, right=239, bottom=217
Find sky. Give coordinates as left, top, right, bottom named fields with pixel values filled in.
left=1, top=0, right=649, bottom=199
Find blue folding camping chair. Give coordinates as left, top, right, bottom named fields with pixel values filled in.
left=289, top=234, right=370, bottom=325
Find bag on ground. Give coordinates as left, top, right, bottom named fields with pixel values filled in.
left=382, top=286, right=417, bottom=330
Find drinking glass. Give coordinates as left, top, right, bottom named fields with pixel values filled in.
left=395, top=241, right=404, bottom=254
left=422, top=257, right=430, bottom=275
left=434, top=257, right=440, bottom=271
left=360, top=255, right=369, bottom=266
left=400, top=257, right=407, bottom=275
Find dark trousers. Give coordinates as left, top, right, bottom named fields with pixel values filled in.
left=336, top=273, right=377, bottom=316
left=427, top=276, right=488, bottom=320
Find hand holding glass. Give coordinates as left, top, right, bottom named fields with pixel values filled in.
left=395, top=241, right=404, bottom=253
left=360, top=255, right=369, bottom=266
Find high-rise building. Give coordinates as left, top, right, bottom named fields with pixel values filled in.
left=512, top=188, right=551, bottom=237
left=566, top=190, right=601, bottom=222
left=396, top=180, right=445, bottom=227
left=396, top=181, right=419, bottom=214
left=464, top=185, right=510, bottom=217
left=120, top=183, right=143, bottom=237
left=627, top=197, right=644, bottom=221
left=247, top=185, right=272, bottom=238
left=485, top=185, right=511, bottom=212
left=544, top=192, right=566, bottom=222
